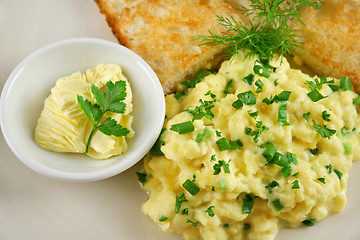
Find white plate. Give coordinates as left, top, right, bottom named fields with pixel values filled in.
left=0, top=0, right=359, bottom=239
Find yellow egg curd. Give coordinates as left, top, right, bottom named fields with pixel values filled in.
left=34, top=64, right=134, bottom=160
left=139, top=51, right=360, bottom=240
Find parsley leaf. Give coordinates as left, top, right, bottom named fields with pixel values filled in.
left=174, top=193, right=188, bottom=213
left=77, top=80, right=129, bottom=153
left=312, top=120, right=336, bottom=139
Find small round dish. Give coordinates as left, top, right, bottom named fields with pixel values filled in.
left=0, top=38, right=165, bottom=182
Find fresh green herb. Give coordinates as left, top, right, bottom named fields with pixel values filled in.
left=159, top=215, right=168, bottom=222
left=174, top=193, right=188, bottom=213
left=303, top=112, right=310, bottom=122
left=329, top=84, right=339, bottom=92
left=186, top=219, right=200, bottom=227
left=340, top=76, right=352, bottom=91
left=233, top=91, right=257, bottom=109
left=265, top=180, right=279, bottom=194
left=317, top=177, right=326, bottom=184
left=182, top=179, right=200, bottom=196
left=245, top=120, right=269, bottom=143
left=170, top=121, right=195, bottom=134
left=353, top=95, right=360, bottom=105
left=150, top=129, right=166, bottom=156
left=322, top=111, right=331, bottom=122
left=254, top=61, right=271, bottom=78
left=292, top=180, right=300, bottom=189
left=224, top=79, right=233, bottom=95
left=213, top=160, right=231, bottom=175
left=77, top=80, right=129, bottom=153
left=175, top=69, right=213, bottom=99
left=278, top=102, right=290, bottom=126
left=219, top=179, right=227, bottom=190
left=307, top=89, right=326, bottom=102
left=242, top=193, right=256, bottom=214
left=343, top=143, right=352, bottom=155
left=306, top=76, right=334, bottom=91
left=182, top=208, right=189, bottom=215
left=223, top=223, right=230, bottom=228
left=196, top=0, right=322, bottom=59
left=302, top=219, right=316, bottom=226
left=325, top=164, right=333, bottom=174
left=205, top=206, right=215, bottom=217
left=263, top=95, right=279, bottom=105
left=244, top=223, right=251, bottom=230
left=262, top=142, right=277, bottom=162
left=309, top=148, right=318, bottom=155
left=255, top=79, right=264, bottom=92
left=312, top=120, right=336, bottom=139
left=216, top=138, right=243, bottom=151
left=210, top=154, right=217, bottom=161
left=136, top=172, right=147, bottom=185
left=195, top=127, right=213, bottom=143
left=272, top=198, right=285, bottom=212
left=183, top=91, right=216, bottom=121
left=215, top=130, right=222, bottom=137
left=334, top=169, right=343, bottom=180
left=243, top=74, right=255, bottom=85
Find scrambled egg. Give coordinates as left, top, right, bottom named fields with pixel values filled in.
left=140, top=51, right=360, bottom=240
left=34, top=64, right=134, bottom=160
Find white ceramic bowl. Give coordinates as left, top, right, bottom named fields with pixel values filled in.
left=0, top=38, right=165, bottom=182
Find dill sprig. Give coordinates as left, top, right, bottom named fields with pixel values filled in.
left=196, top=0, right=323, bottom=59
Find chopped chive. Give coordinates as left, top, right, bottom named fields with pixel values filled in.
left=278, top=102, right=290, bottom=126
left=278, top=91, right=292, bottom=101
left=302, top=219, right=316, bottom=226
left=136, top=172, right=147, bottom=185
left=182, top=179, right=200, bottom=196
left=309, top=148, right=318, bottom=155
left=255, top=79, right=264, bottom=93
left=262, top=142, right=276, bottom=163
left=253, top=64, right=271, bottom=78
left=340, top=76, right=352, bottom=91
left=272, top=198, right=285, bottom=211
left=224, top=79, right=233, bottom=94
left=325, top=164, right=333, bottom=174
left=216, top=138, right=243, bottom=151
left=343, top=143, right=352, bottom=155
left=170, top=121, right=194, bottom=134
left=329, top=84, right=339, bottom=92
left=195, top=127, right=213, bottom=143
left=223, top=223, right=230, bottom=228
left=242, top=194, right=256, bottom=214
left=159, top=215, right=168, bottom=222
left=219, top=179, right=227, bottom=191
left=150, top=129, right=166, bottom=156
left=353, top=95, right=360, bottom=105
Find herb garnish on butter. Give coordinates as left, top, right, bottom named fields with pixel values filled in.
left=77, top=80, right=130, bottom=153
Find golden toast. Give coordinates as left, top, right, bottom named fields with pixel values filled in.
left=95, top=0, right=241, bottom=94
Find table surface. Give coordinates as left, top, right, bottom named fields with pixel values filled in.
left=0, top=1, right=359, bottom=240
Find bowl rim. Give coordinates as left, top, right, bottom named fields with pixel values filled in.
left=0, top=37, right=165, bottom=182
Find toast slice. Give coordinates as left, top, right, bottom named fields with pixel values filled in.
left=295, top=0, right=360, bottom=93
left=95, top=0, right=242, bottom=94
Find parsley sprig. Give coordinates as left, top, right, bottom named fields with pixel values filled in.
left=77, top=80, right=130, bottom=153
left=196, top=0, right=323, bottom=59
